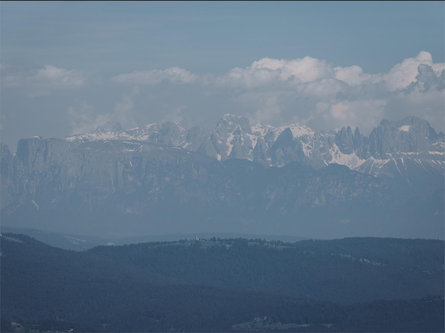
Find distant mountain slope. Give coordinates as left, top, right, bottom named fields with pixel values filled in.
left=0, top=226, right=308, bottom=251
left=0, top=226, right=110, bottom=251
left=1, top=115, right=443, bottom=239
left=1, top=234, right=443, bottom=332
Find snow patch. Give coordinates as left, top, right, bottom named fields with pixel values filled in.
left=369, top=157, right=390, bottom=166
left=301, top=140, right=313, bottom=157
left=31, top=200, right=40, bottom=210
left=286, top=123, right=315, bottom=137
left=399, top=125, right=411, bottom=132
left=328, top=144, right=365, bottom=169
left=250, top=124, right=269, bottom=137
left=246, top=133, right=258, bottom=149
left=226, top=132, right=234, bottom=157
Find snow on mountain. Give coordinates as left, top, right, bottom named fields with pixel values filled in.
left=66, top=121, right=210, bottom=151
left=399, top=125, right=411, bottom=132
left=198, top=114, right=317, bottom=162
left=281, top=123, right=314, bottom=138
left=64, top=114, right=445, bottom=179
left=328, top=143, right=366, bottom=170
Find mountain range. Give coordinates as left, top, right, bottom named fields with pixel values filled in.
left=1, top=115, right=443, bottom=239
left=65, top=114, right=445, bottom=178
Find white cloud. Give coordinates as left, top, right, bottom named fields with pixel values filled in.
left=218, top=56, right=332, bottom=88
left=1, top=64, right=85, bottom=95
left=35, top=65, right=84, bottom=87
left=112, top=67, right=197, bottom=85
left=333, top=65, right=381, bottom=87
left=209, top=51, right=444, bottom=133
left=103, top=52, right=445, bottom=134
left=327, top=100, right=387, bottom=132
left=62, top=51, right=445, bottom=136
left=296, top=78, right=343, bottom=98
left=280, top=56, right=331, bottom=82
left=216, top=51, right=444, bottom=93
left=383, top=51, right=445, bottom=91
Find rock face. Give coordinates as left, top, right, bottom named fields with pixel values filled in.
left=65, top=114, right=445, bottom=179
left=1, top=116, right=443, bottom=239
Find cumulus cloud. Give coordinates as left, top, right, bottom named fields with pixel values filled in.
left=210, top=51, right=444, bottom=132
left=333, top=65, right=381, bottom=87
left=35, top=65, right=84, bottom=87
left=217, top=51, right=444, bottom=91
left=216, top=56, right=332, bottom=89
left=3, top=52, right=443, bottom=140
left=112, top=67, right=197, bottom=85
left=105, top=51, right=444, bottom=134
left=383, top=51, right=443, bottom=91
left=1, top=64, right=85, bottom=96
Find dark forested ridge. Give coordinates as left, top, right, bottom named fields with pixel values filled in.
left=1, top=233, right=444, bottom=332
left=89, top=236, right=444, bottom=304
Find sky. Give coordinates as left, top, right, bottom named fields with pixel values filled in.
left=1, top=2, right=444, bottom=150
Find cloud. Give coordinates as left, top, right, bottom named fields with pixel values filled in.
left=383, top=51, right=445, bottom=91
left=235, top=90, right=291, bottom=124
left=35, top=65, right=84, bottom=87
left=68, top=102, right=107, bottom=135
left=112, top=67, right=197, bottom=85
left=216, top=56, right=332, bottom=89
left=67, top=51, right=445, bottom=136
left=1, top=64, right=85, bottom=95
left=209, top=51, right=444, bottom=132
left=333, top=65, right=381, bottom=87
left=68, top=87, right=140, bottom=135
left=326, top=100, right=387, bottom=132
left=111, top=86, right=140, bottom=128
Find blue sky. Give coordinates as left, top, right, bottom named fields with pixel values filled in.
left=1, top=2, right=444, bottom=149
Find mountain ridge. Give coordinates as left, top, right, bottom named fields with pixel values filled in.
left=62, top=114, right=445, bottom=178
left=0, top=115, right=443, bottom=239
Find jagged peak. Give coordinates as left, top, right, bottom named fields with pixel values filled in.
left=278, top=122, right=314, bottom=138
left=274, top=127, right=294, bottom=143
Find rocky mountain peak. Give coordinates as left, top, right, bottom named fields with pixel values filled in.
left=59, top=114, right=444, bottom=178
left=369, top=116, right=438, bottom=156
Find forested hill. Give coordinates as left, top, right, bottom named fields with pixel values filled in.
left=88, top=236, right=444, bottom=304
left=1, top=234, right=444, bottom=332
